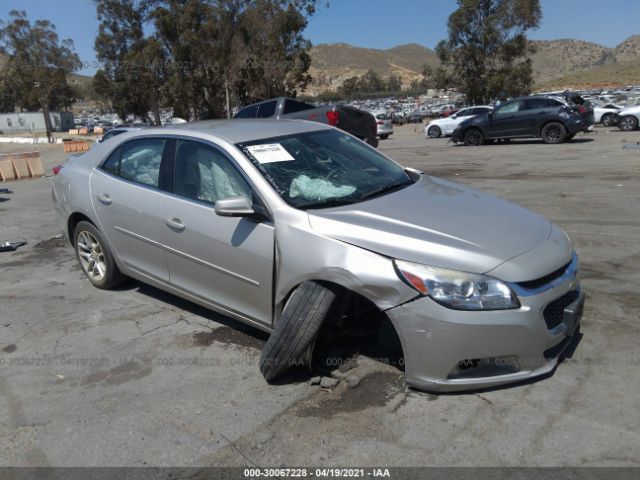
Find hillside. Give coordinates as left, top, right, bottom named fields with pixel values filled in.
left=529, top=39, right=614, bottom=84
left=305, top=35, right=640, bottom=95
left=307, top=43, right=439, bottom=95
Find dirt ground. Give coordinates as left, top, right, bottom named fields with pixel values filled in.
left=1, top=125, right=639, bottom=467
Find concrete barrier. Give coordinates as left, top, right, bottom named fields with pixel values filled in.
left=0, top=152, right=45, bottom=182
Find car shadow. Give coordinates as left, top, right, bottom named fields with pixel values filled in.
left=119, top=278, right=270, bottom=343
left=450, top=138, right=594, bottom=146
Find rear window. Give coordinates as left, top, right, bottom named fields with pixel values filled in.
left=526, top=98, right=563, bottom=109
left=376, top=113, right=390, bottom=120
left=256, top=101, right=277, bottom=118
left=235, top=105, right=258, bottom=119
left=284, top=99, right=313, bottom=114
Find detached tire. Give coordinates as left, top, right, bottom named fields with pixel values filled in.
left=541, top=122, right=567, bottom=144
left=260, top=281, right=336, bottom=382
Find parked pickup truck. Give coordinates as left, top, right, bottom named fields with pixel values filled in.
left=234, top=97, right=379, bottom=147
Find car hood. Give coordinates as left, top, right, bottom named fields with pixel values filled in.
left=307, top=175, right=570, bottom=281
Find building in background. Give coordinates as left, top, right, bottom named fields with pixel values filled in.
left=0, top=112, right=74, bottom=134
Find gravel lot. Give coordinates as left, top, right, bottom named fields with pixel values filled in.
left=1, top=125, right=639, bottom=467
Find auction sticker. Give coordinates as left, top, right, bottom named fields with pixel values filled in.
left=246, top=143, right=295, bottom=164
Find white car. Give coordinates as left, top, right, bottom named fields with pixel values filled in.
left=616, top=105, right=640, bottom=131
left=593, top=105, right=621, bottom=127
left=424, top=106, right=493, bottom=138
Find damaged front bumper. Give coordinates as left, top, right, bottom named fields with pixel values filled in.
left=386, top=276, right=584, bottom=393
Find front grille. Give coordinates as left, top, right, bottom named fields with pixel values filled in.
left=543, top=289, right=580, bottom=330
left=517, top=260, right=571, bottom=290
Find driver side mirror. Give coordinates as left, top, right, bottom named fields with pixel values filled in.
left=214, top=196, right=255, bottom=217
left=488, top=111, right=494, bottom=119
left=451, top=115, right=458, bottom=119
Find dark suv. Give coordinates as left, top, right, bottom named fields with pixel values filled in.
left=451, top=95, right=594, bottom=146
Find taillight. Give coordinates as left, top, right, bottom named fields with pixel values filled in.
left=326, top=110, right=339, bottom=126
left=578, top=105, right=588, bottom=114
left=52, top=165, right=63, bottom=175
left=376, top=120, right=384, bottom=125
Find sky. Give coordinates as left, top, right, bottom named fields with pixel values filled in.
left=1, top=0, right=639, bottom=75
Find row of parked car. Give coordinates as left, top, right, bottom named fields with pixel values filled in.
left=423, top=93, right=640, bottom=146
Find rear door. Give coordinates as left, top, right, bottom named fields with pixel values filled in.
left=161, top=138, right=275, bottom=326
left=90, top=137, right=170, bottom=282
left=523, top=98, right=565, bottom=132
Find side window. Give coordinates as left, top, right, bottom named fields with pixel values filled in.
left=101, top=147, right=121, bottom=175
left=256, top=101, right=277, bottom=118
left=119, top=138, right=166, bottom=188
left=174, top=140, right=252, bottom=205
left=458, top=109, right=473, bottom=117
left=283, top=99, right=313, bottom=114
left=495, top=101, right=524, bottom=115
left=235, top=105, right=258, bottom=118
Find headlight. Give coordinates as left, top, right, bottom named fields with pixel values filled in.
left=394, top=260, right=520, bottom=311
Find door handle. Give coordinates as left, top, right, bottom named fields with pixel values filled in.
left=165, top=217, right=185, bottom=231
left=97, top=193, right=112, bottom=205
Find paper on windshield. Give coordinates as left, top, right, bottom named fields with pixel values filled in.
left=246, top=143, right=294, bottom=164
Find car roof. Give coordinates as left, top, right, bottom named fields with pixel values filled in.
left=154, top=118, right=331, bottom=144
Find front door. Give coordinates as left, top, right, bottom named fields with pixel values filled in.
left=485, top=100, right=529, bottom=138
left=161, top=139, right=275, bottom=326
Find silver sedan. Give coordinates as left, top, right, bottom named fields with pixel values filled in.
left=52, top=119, right=583, bottom=392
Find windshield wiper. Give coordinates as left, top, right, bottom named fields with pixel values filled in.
left=297, top=197, right=359, bottom=210
left=357, top=179, right=415, bottom=202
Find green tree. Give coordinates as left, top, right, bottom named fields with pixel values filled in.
left=434, top=0, right=541, bottom=104
left=0, top=10, right=81, bottom=139
left=385, top=74, right=402, bottom=92
left=94, top=0, right=165, bottom=124
left=95, top=0, right=317, bottom=121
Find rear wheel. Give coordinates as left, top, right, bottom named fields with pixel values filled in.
left=380, top=134, right=389, bottom=140
left=541, top=122, right=566, bottom=144
left=427, top=126, right=441, bottom=138
left=259, top=281, right=337, bottom=382
left=619, top=115, right=638, bottom=131
left=365, top=136, right=379, bottom=148
left=74, top=221, right=124, bottom=289
left=601, top=113, right=615, bottom=127
left=463, top=128, right=483, bottom=146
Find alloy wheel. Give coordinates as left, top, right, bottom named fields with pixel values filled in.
left=76, top=230, right=107, bottom=282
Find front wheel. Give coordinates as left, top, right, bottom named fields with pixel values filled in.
left=541, top=122, right=567, bottom=144
left=380, top=134, right=389, bottom=140
left=259, top=281, right=337, bottom=382
left=74, top=221, right=125, bottom=289
left=618, top=115, right=638, bottom=131
left=601, top=113, right=615, bottom=127
left=462, top=128, right=483, bottom=146
left=427, top=126, right=441, bottom=138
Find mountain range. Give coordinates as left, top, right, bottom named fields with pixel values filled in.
left=305, top=35, right=640, bottom=95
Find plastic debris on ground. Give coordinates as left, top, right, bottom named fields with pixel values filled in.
left=0, top=240, right=28, bottom=252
